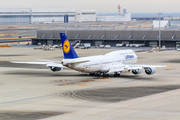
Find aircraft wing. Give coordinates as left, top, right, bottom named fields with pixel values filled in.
left=126, top=64, right=168, bottom=69
left=105, top=64, right=168, bottom=73
left=46, top=63, right=65, bottom=68
left=108, top=67, right=125, bottom=73
left=10, top=61, right=66, bottom=69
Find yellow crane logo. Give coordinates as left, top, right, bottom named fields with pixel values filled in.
left=63, top=40, right=70, bottom=53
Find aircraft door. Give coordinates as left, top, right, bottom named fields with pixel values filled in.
left=83, top=64, right=87, bottom=72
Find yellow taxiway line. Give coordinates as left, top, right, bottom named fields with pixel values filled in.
left=0, top=36, right=36, bottom=40
left=0, top=41, right=31, bottom=45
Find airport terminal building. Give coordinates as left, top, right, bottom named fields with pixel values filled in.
left=32, top=29, right=180, bottom=47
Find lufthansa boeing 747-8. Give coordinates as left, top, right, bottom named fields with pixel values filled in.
left=12, top=33, right=167, bottom=77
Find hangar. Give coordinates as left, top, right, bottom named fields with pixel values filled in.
left=0, top=8, right=132, bottom=24
left=0, top=8, right=97, bottom=24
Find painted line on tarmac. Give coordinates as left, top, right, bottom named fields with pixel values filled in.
left=0, top=110, right=14, bottom=112
left=136, top=118, right=154, bottom=120
left=19, top=111, right=35, bottom=113
left=63, top=114, right=159, bottom=120
left=0, top=110, right=58, bottom=114
left=64, top=113, right=80, bottom=115
left=41, top=112, right=58, bottom=114
left=111, top=116, right=130, bottom=118
left=115, top=107, right=180, bottom=113
left=76, top=84, right=86, bottom=86
left=96, top=81, right=112, bottom=82
left=86, top=115, right=104, bottom=117
left=0, top=58, right=13, bottom=60
left=63, top=113, right=167, bottom=120
left=0, top=94, right=52, bottom=105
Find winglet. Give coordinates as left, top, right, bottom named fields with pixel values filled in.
left=60, top=33, right=79, bottom=59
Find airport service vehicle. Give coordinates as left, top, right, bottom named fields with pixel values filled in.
left=176, top=42, right=180, bottom=51
left=12, top=33, right=167, bottom=77
left=53, top=45, right=60, bottom=48
left=177, top=45, right=180, bottom=51
left=79, top=43, right=91, bottom=49
left=83, top=43, right=91, bottom=49
left=99, top=45, right=104, bottom=48
left=104, top=45, right=111, bottom=49
left=116, top=43, right=124, bottom=47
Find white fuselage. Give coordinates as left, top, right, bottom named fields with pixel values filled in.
left=62, top=50, right=138, bottom=73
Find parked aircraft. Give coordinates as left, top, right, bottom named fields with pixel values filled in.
left=12, top=33, right=167, bottom=77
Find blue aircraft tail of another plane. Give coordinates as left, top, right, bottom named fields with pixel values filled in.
left=60, top=33, right=79, bottom=59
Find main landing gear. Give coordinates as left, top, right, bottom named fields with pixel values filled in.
left=89, top=72, right=121, bottom=77
left=89, top=73, right=100, bottom=77
left=113, top=72, right=120, bottom=77
left=102, top=73, right=109, bottom=77
left=89, top=73, right=95, bottom=76
left=89, top=72, right=109, bottom=77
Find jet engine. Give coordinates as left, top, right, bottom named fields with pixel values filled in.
left=144, top=67, right=156, bottom=75
left=49, top=67, right=62, bottom=72
left=132, top=69, right=142, bottom=75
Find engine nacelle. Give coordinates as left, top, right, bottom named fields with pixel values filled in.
left=132, top=69, right=142, bottom=75
left=144, top=67, right=156, bottom=75
left=49, top=67, right=62, bottom=72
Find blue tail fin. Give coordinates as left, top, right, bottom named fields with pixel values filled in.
left=60, top=33, right=79, bottom=59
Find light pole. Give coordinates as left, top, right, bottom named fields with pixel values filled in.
left=158, top=13, right=161, bottom=49
left=65, top=15, right=67, bottom=35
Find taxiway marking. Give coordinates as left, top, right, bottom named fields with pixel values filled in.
left=0, top=94, right=52, bottom=105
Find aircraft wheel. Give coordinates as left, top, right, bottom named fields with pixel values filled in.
left=94, top=73, right=100, bottom=77
left=103, top=74, right=109, bottom=77
left=89, top=73, right=95, bottom=76
left=114, top=74, right=120, bottom=77
left=103, top=74, right=107, bottom=77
